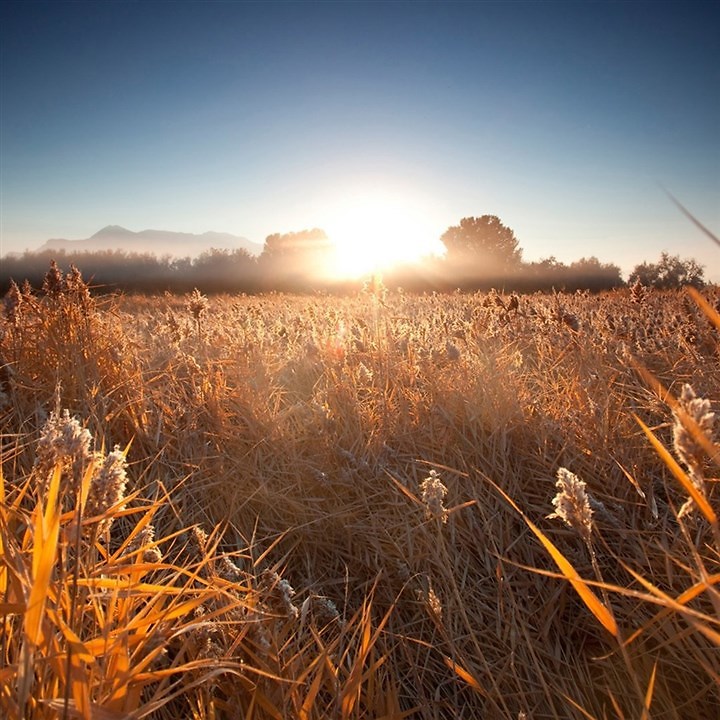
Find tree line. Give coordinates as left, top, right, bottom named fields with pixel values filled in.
left=0, top=215, right=706, bottom=295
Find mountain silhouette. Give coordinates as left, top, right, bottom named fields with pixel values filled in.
left=37, top=226, right=262, bottom=257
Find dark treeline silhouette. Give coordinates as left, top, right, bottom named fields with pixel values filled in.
left=0, top=248, right=264, bottom=295
left=627, top=251, right=705, bottom=289
left=0, top=216, right=705, bottom=295
left=385, top=255, right=626, bottom=294
left=0, top=247, right=627, bottom=296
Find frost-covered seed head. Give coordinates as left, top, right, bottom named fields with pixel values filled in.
left=3, top=281, right=22, bottom=325
left=187, top=288, right=209, bottom=321
left=548, top=467, right=593, bottom=544
left=260, top=569, right=299, bottom=619
left=217, top=554, right=243, bottom=582
left=42, top=260, right=66, bottom=297
left=35, top=409, right=94, bottom=491
left=311, top=596, right=343, bottom=627
left=673, top=383, right=714, bottom=474
left=427, top=584, right=442, bottom=620
left=129, top=524, right=163, bottom=563
left=85, top=446, right=128, bottom=534
left=445, top=341, right=461, bottom=361
left=420, top=469, right=449, bottom=523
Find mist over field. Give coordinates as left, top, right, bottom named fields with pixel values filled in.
left=1, top=1, right=719, bottom=717
left=1, top=260, right=720, bottom=718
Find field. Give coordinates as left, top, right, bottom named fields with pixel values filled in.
left=1, top=268, right=719, bottom=719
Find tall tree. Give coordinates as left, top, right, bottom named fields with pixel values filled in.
left=629, top=252, right=704, bottom=289
left=259, top=228, right=333, bottom=289
left=440, top=216, right=522, bottom=272
left=260, top=228, right=331, bottom=262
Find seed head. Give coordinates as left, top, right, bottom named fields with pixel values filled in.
left=427, top=584, right=443, bottom=621
left=35, top=409, right=94, bottom=492
left=3, top=281, right=23, bottom=326
left=309, top=596, right=343, bottom=628
left=217, top=554, right=243, bottom=582
left=65, top=264, right=92, bottom=308
left=445, top=341, right=461, bottom=361
left=548, top=467, right=593, bottom=544
left=259, top=569, right=299, bottom=619
left=42, top=260, right=66, bottom=297
left=187, top=288, right=209, bottom=321
left=630, top=278, right=647, bottom=304
left=85, top=446, right=129, bottom=535
left=673, top=384, right=714, bottom=475
left=128, top=524, right=163, bottom=563
left=420, top=469, right=449, bottom=523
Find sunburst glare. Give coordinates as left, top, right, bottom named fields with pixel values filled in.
left=324, top=190, right=444, bottom=278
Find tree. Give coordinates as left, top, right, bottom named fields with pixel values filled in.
left=192, top=248, right=258, bottom=292
left=258, top=228, right=333, bottom=289
left=440, top=216, right=522, bottom=272
left=260, top=228, right=331, bottom=262
left=629, top=252, right=704, bottom=289
left=569, top=256, right=624, bottom=291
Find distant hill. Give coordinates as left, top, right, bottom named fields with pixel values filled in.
left=36, top=225, right=262, bottom=257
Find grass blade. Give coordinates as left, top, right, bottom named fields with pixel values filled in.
left=443, top=656, right=485, bottom=695
left=634, top=414, right=717, bottom=526
left=25, top=465, right=61, bottom=648
left=492, top=481, right=618, bottom=638
left=640, top=660, right=658, bottom=720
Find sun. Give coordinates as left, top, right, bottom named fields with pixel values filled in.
left=324, top=190, right=444, bottom=278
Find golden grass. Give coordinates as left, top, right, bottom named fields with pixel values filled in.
left=1, top=269, right=719, bottom=718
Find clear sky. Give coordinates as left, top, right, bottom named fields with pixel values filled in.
left=1, top=1, right=718, bottom=279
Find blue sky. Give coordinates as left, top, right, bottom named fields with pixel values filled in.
left=1, top=1, right=718, bottom=278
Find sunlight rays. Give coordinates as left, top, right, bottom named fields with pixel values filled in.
left=324, top=190, right=444, bottom=278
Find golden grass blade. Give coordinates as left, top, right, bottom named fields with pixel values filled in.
left=79, top=459, right=97, bottom=511
left=107, top=645, right=131, bottom=707
left=492, top=481, right=619, bottom=638
left=388, top=473, right=422, bottom=506
left=625, top=574, right=720, bottom=646
left=687, top=286, right=720, bottom=333
left=74, top=577, right=186, bottom=594
left=524, top=515, right=618, bottom=637
left=560, top=693, right=599, bottom=720
left=340, top=587, right=395, bottom=717
left=341, top=606, right=372, bottom=716
left=43, top=462, right=62, bottom=537
left=249, top=688, right=284, bottom=720
left=630, top=361, right=672, bottom=406
left=360, top=606, right=372, bottom=658
left=447, top=499, right=478, bottom=516
left=109, top=505, right=160, bottom=563
left=614, top=459, right=645, bottom=499
left=126, top=594, right=209, bottom=630
left=25, top=465, right=61, bottom=648
left=640, top=660, right=658, bottom=720
left=631, top=363, right=720, bottom=468
left=298, top=658, right=325, bottom=720
left=46, top=609, right=95, bottom=664
left=0, top=467, right=6, bottom=596
left=634, top=414, right=718, bottom=525
left=676, top=574, right=720, bottom=605
left=623, top=563, right=720, bottom=646
left=43, top=699, right=133, bottom=720
left=70, top=656, right=92, bottom=720
left=608, top=691, right=627, bottom=720
left=442, top=656, right=485, bottom=694
left=0, top=602, right=26, bottom=614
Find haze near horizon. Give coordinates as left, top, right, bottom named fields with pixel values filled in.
left=1, top=1, right=718, bottom=279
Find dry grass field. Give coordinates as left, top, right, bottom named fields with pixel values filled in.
left=1, top=265, right=719, bottom=719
